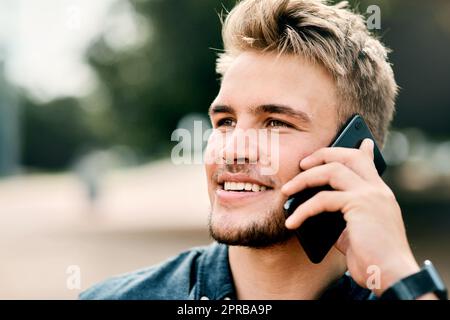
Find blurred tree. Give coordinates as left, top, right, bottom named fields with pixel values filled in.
left=85, top=0, right=234, bottom=158
left=16, top=0, right=450, bottom=170
left=21, top=96, right=99, bottom=170
left=0, top=59, right=20, bottom=176
left=339, top=0, right=450, bottom=137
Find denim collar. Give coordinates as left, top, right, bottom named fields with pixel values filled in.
left=191, top=242, right=236, bottom=300
left=190, top=242, right=373, bottom=300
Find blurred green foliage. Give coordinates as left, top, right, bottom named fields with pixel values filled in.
left=20, top=96, right=98, bottom=169
left=20, top=0, right=235, bottom=169
left=84, top=0, right=235, bottom=157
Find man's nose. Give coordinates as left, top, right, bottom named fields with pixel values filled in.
left=221, top=128, right=259, bottom=165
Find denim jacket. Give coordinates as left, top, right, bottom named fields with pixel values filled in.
left=79, top=242, right=376, bottom=300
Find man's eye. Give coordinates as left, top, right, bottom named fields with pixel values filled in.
left=216, top=118, right=236, bottom=127
left=266, top=119, right=291, bottom=128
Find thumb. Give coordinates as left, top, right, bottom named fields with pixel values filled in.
left=335, top=228, right=349, bottom=255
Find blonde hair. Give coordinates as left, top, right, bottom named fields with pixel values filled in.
left=216, top=0, right=398, bottom=147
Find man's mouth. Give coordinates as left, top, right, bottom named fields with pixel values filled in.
left=219, top=181, right=269, bottom=192
left=215, top=173, right=274, bottom=204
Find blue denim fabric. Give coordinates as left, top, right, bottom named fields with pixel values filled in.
left=79, top=242, right=376, bottom=300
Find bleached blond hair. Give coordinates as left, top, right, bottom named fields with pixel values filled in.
left=216, top=0, right=398, bottom=147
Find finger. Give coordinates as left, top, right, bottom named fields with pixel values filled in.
left=359, top=138, right=375, bottom=160
left=285, top=190, right=349, bottom=229
left=299, top=142, right=378, bottom=182
left=282, top=162, right=364, bottom=196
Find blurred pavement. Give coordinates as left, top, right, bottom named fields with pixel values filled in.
left=0, top=160, right=448, bottom=299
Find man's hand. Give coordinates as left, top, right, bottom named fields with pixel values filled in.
left=281, top=139, right=421, bottom=297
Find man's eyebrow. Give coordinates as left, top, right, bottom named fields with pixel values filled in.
left=208, top=104, right=235, bottom=117
left=208, top=103, right=311, bottom=124
left=252, top=104, right=311, bottom=124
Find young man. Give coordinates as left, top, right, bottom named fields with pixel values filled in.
left=80, top=0, right=446, bottom=300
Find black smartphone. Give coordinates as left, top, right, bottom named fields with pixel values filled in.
left=283, top=114, right=386, bottom=263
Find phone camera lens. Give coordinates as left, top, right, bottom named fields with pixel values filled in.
left=355, top=121, right=362, bottom=130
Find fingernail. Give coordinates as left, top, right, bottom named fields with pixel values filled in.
left=285, top=218, right=293, bottom=228
left=361, top=138, right=372, bottom=149
left=299, top=159, right=308, bottom=170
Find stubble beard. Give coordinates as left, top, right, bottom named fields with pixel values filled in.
left=208, top=205, right=294, bottom=248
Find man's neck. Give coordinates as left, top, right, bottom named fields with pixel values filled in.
left=228, top=237, right=347, bottom=300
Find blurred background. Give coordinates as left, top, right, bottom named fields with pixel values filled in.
left=0, top=0, right=449, bottom=299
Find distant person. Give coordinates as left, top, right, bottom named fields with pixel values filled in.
left=80, top=0, right=447, bottom=300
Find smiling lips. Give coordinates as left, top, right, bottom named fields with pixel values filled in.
left=217, top=173, right=272, bottom=191
left=215, top=173, right=273, bottom=204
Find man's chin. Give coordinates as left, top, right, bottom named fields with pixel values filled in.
left=207, top=210, right=293, bottom=248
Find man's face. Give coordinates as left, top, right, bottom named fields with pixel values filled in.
left=205, top=51, right=339, bottom=248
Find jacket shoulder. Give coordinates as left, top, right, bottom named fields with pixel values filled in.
left=79, top=246, right=207, bottom=300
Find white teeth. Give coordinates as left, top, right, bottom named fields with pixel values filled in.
left=222, top=181, right=268, bottom=192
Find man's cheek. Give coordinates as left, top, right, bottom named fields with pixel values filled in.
left=278, top=147, right=305, bottom=184
left=205, top=160, right=217, bottom=193
left=203, top=131, right=225, bottom=166
left=259, top=130, right=281, bottom=176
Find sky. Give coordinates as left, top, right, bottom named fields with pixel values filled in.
left=0, top=0, right=142, bottom=102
